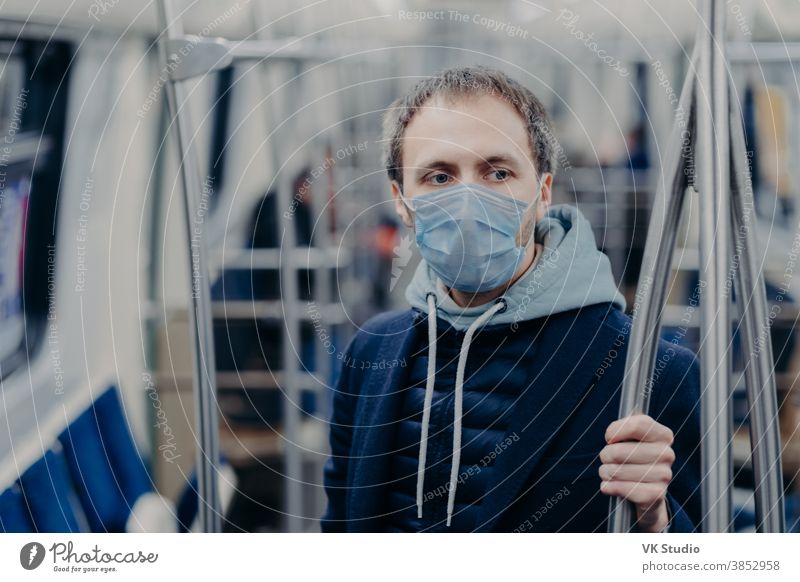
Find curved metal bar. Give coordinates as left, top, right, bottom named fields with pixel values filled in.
left=728, top=84, right=785, bottom=533
left=608, top=39, right=699, bottom=533
left=156, top=0, right=222, bottom=533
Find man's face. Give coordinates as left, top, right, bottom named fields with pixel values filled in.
left=391, top=92, right=552, bottom=236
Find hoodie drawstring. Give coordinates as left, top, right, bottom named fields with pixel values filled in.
left=415, top=295, right=508, bottom=526
left=416, top=293, right=438, bottom=518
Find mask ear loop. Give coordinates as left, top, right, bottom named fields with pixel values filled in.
left=397, top=189, right=416, bottom=228
left=517, top=172, right=550, bottom=251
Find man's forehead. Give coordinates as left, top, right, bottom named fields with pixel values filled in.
left=402, top=93, right=533, bottom=164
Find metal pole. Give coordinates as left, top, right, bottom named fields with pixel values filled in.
left=307, top=69, right=338, bottom=524
left=608, top=41, right=698, bottom=532
left=248, top=4, right=306, bottom=528
left=156, top=0, right=222, bottom=533
left=728, top=86, right=786, bottom=532
left=274, top=61, right=306, bottom=532
left=609, top=0, right=784, bottom=533
left=695, top=0, right=732, bottom=532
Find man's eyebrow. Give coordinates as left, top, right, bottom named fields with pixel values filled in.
left=412, top=159, right=458, bottom=177
left=413, top=154, right=524, bottom=175
left=479, top=154, right=523, bottom=168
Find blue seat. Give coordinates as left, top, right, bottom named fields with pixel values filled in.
left=58, top=386, right=153, bottom=532
left=18, top=448, right=86, bottom=532
left=2, top=385, right=174, bottom=532
left=92, top=387, right=151, bottom=506
left=0, top=484, right=33, bottom=532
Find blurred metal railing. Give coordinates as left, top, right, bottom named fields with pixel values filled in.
left=156, top=0, right=361, bottom=533
left=155, top=0, right=222, bottom=533
left=608, top=0, right=785, bottom=533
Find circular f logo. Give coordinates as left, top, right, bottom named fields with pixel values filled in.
left=20, top=542, right=45, bottom=570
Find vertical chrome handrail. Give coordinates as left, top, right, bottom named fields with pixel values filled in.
left=695, top=0, right=733, bottom=532
left=155, top=0, right=222, bottom=533
left=729, top=84, right=786, bottom=532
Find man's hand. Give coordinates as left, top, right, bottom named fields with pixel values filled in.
left=599, top=414, right=675, bottom=532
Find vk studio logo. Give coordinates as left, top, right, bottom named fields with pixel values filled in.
left=20, top=542, right=46, bottom=570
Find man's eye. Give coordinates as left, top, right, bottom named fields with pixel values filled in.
left=488, top=169, right=510, bottom=181
left=428, top=173, right=450, bottom=185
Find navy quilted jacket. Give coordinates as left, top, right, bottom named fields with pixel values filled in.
left=321, top=302, right=702, bottom=532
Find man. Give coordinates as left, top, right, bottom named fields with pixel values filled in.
left=321, top=65, right=701, bottom=533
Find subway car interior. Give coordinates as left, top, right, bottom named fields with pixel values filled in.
left=1, top=0, right=800, bottom=539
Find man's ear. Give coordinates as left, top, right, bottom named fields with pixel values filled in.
left=540, top=172, right=553, bottom=206
left=535, top=172, right=554, bottom=220
left=391, top=180, right=414, bottom=228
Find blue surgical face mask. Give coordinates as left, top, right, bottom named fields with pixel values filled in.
left=400, top=176, right=547, bottom=293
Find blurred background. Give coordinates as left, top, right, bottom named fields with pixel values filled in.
left=1, top=0, right=800, bottom=533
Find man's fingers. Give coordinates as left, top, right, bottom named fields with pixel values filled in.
left=598, top=462, right=672, bottom=483
left=599, top=480, right=666, bottom=506
left=605, top=414, right=674, bottom=444
left=600, top=441, right=675, bottom=465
